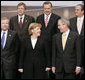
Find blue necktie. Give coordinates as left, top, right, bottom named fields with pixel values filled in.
left=1, top=32, right=5, bottom=49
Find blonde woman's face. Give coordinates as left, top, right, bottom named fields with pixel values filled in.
left=32, top=27, right=41, bottom=37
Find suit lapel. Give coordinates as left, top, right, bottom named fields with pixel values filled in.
left=80, top=19, right=84, bottom=35
left=74, top=17, right=78, bottom=33
left=4, top=30, right=12, bottom=49
left=58, top=33, right=63, bottom=52
left=43, top=13, right=54, bottom=29
left=15, top=16, right=20, bottom=30
left=75, top=17, right=84, bottom=35
left=28, top=36, right=41, bottom=50
left=34, top=36, right=41, bottom=50
left=42, top=14, right=45, bottom=28
left=47, top=13, right=53, bottom=28
left=64, top=31, right=71, bottom=52
left=22, top=15, right=28, bottom=29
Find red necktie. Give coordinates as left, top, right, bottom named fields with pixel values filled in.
left=19, top=17, right=22, bottom=28
left=45, top=15, right=48, bottom=27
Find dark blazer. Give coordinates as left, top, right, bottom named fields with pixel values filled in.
left=36, top=13, right=61, bottom=39
left=52, top=31, right=81, bottom=73
left=10, top=14, right=35, bottom=40
left=19, top=35, right=51, bottom=79
left=70, top=17, right=84, bottom=37
left=70, top=17, right=84, bottom=65
left=1, top=30, right=19, bottom=79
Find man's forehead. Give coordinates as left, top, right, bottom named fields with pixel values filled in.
left=75, top=6, right=81, bottom=9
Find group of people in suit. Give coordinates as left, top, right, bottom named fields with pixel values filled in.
left=1, top=1, right=84, bottom=79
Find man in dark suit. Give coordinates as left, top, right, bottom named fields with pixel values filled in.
left=9, top=3, right=35, bottom=78
left=1, top=17, right=19, bottom=79
left=70, top=4, right=84, bottom=79
left=36, top=1, right=60, bottom=38
left=52, top=18, right=81, bottom=79
left=36, top=2, right=61, bottom=78
left=10, top=2, right=35, bottom=40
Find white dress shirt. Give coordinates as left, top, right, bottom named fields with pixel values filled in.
left=18, top=15, right=25, bottom=23
left=77, top=16, right=84, bottom=34
left=44, top=13, right=52, bottom=24
left=31, top=38, right=37, bottom=49
left=1, top=30, right=8, bottom=48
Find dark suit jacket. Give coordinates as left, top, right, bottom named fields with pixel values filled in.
left=70, top=17, right=84, bottom=37
left=70, top=17, right=84, bottom=65
left=52, top=31, right=81, bottom=73
left=36, top=13, right=61, bottom=64
left=1, top=30, right=19, bottom=73
left=10, top=14, right=35, bottom=40
left=19, top=35, right=51, bottom=79
left=36, top=13, right=61, bottom=40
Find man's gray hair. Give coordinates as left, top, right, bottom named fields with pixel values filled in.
left=1, top=17, right=9, bottom=23
left=59, top=18, right=70, bottom=27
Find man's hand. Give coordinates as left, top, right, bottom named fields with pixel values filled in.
left=75, top=67, right=81, bottom=75
left=45, top=67, right=51, bottom=71
left=52, top=67, right=56, bottom=74
left=18, top=68, right=23, bottom=73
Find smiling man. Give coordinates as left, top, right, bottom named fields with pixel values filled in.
left=1, top=17, right=19, bottom=79
left=52, top=18, right=82, bottom=79
left=36, top=2, right=61, bottom=78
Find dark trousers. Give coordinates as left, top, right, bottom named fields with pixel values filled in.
left=56, top=73, right=76, bottom=79
left=55, top=70, right=76, bottom=79
left=22, top=61, right=47, bottom=79
left=1, top=67, right=17, bottom=79
left=1, top=63, right=17, bottom=79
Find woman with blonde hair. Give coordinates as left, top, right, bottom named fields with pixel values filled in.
left=18, top=23, right=51, bottom=79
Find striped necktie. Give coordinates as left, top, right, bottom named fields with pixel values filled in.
left=62, top=33, right=66, bottom=50
left=45, top=15, right=48, bottom=27
left=19, top=17, right=22, bottom=28
left=1, top=32, right=5, bottom=49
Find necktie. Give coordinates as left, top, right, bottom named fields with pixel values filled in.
left=1, top=32, right=5, bottom=49
left=62, top=34, right=66, bottom=50
left=78, top=18, right=82, bottom=35
left=19, top=17, right=22, bottom=28
left=45, top=15, right=48, bottom=27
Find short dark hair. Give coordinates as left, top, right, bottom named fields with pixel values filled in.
left=77, top=4, right=84, bottom=11
left=17, top=2, right=27, bottom=10
left=43, top=1, right=52, bottom=7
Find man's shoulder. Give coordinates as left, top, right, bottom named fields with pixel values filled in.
left=52, top=13, right=60, bottom=17
left=53, top=33, right=61, bottom=38
left=25, top=14, right=34, bottom=18
left=37, top=14, right=44, bottom=18
left=70, top=17, right=77, bottom=21
left=8, top=29, right=17, bottom=35
left=70, top=30, right=79, bottom=37
left=10, top=15, right=18, bottom=20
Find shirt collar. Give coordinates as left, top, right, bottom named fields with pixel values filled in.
left=44, top=13, right=52, bottom=18
left=62, top=29, right=70, bottom=36
left=1, top=30, right=8, bottom=34
left=18, top=15, right=25, bottom=19
left=77, top=15, right=84, bottom=21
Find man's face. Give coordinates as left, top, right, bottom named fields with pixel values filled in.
left=1, top=20, right=9, bottom=31
left=43, top=4, right=52, bottom=15
left=58, top=20, right=67, bottom=33
left=17, top=5, right=26, bottom=16
left=75, top=5, right=84, bottom=17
